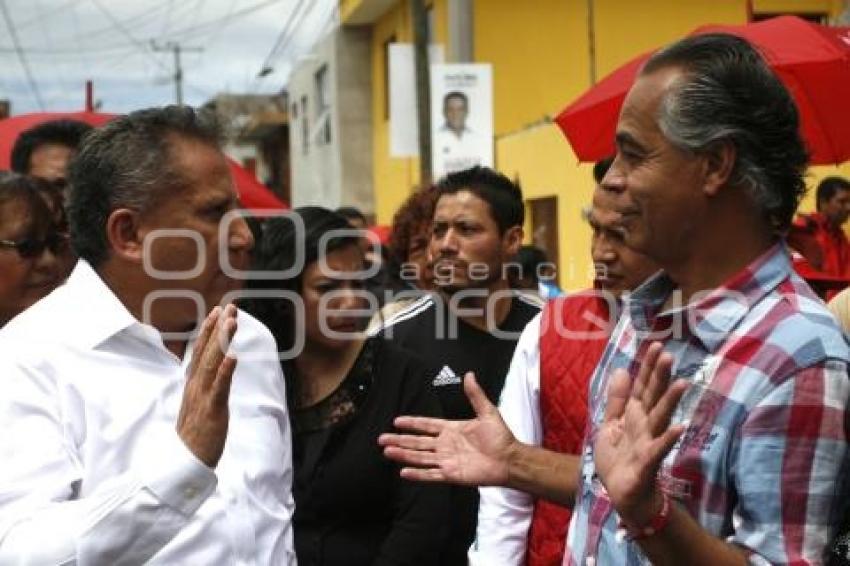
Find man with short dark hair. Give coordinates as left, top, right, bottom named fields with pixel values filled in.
left=0, top=106, right=295, bottom=563
left=377, top=165, right=540, bottom=565
left=442, top=91, right=470, bottom=138
left=381, top=34, right=850, bottom=566
left=10, top=119, right=93, bottom=182
left=792, top=176, right=850, bottom=278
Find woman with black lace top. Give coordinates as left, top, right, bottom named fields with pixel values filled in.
left=242, top=207, right=449, bottom=566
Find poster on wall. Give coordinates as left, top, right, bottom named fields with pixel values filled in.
left=389, top=43, right=444, bottom=157
left=430, top=63, right=493, bottom=179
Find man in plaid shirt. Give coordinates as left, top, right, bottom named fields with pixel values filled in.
left=379, top=33, right=850, bottom=565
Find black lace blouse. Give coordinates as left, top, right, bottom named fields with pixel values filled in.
left=289, top=338, right=449, bottom=566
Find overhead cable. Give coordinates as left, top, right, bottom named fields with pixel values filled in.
left=0, top=0, right=45, bottom=109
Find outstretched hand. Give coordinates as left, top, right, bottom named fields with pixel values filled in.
left=594, top=341, right=688, bottom=525
left=378, top=372, right=517, bottom=486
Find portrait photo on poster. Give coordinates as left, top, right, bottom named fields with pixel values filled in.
left=430, top=63, right=493, bottom=178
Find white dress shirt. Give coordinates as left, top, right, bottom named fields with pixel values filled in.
left=0, top=261, right=296, bottom=565
left=469, top=313, right=542, bottom=566
left=433, top=125, right=493, bottom=177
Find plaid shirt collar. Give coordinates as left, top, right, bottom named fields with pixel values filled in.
left=626, top=242, right=791, bottom=353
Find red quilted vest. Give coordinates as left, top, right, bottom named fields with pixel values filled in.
left=525, top=292, right=614, bottom=566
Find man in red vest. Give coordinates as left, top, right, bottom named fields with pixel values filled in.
left=790, top=176, right=850, bottom=278
left=469, top=159, right=660, bottom=566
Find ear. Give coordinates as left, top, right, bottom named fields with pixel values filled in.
left=502, top=225, right=524, bottom=258
left=702, top=140, right=736, bottom=197
left=105, top=208, right=144, bottom=264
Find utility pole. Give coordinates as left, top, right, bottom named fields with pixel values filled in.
left=151, top=41, right=203, bottom=105
left=411, top=0, right=432, bottom=184
left=586, top=0, right=597, bottom=85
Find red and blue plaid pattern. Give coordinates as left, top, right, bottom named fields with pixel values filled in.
left=565, top=244, right=850, bottom=565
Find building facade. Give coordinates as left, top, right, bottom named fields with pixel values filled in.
left=204, top=93, right=291, bottom=204
left=331, top=0, right=850, bottom=288
left=287, top=26, right=374, bottom=215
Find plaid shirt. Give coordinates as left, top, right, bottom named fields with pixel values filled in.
left=565, top=244, right=850, bottom=566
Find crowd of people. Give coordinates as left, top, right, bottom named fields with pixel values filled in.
left=1, top=31, right=850, bottom=566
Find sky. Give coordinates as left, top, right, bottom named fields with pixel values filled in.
left=0, top=0, right=337, bottom=115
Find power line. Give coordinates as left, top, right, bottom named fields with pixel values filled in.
left=33, top=0, right=74, bottom=108
left=256, top=0, right=308, bottom=77
left=151, top=41, right=203, bottom=105
left=16, top=0, right=84, bottom=31
left=69, top=0, right=92, bottom=72
left=270, top=0, right=333, bottom=68
left=89, top=0, right=169, bottom=73
left=0, top=43, right=137, bottom=55
left=0, top=0, right=286, bottom=55
left=159, top=0, right=175, bottom=37
left=0, top=0, right=45, bottom=110
left=49, top=0, right=176, bottom=46
left=201, top=0, right=238, bottom=52
left=165, top=0, right=285, bottom=42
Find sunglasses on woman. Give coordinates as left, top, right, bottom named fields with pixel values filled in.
left=0, top=231, right=70, bottom=259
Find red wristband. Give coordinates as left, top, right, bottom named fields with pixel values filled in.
left=617, top=491, right=671, bottom=541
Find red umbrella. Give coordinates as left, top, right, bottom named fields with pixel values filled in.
left=367, top=224, right=392, bottom=247
left=0, top=111, right=113, bottom=169
left=555, top=16, right=850, bottom=165
left=0, top=111, right=289, bottom=212
left=226, top=159, right=289, bottom=211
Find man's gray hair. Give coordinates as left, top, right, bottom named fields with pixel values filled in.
left=643, top=34, right=808, bottom=233
left=67, top=105, right=223, bottom=267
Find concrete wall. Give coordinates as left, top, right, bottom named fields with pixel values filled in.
left=288, top=28, right=373, bottom=212
left=336, top=27, right=375, bottom=214
left=289, top=32, right=341, bottom=209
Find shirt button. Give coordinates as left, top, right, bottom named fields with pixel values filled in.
left=184, top=486, right=199, bottom=499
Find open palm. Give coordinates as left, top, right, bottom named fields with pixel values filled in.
left=379, top=372, right=516, bottom=486
left=594, top=342, right=688, bottom=520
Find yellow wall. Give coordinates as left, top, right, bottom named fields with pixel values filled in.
left=497, top=122, right=596, bottom=291
left=593, top=1, right=745, bottom=77
left=752, top=0, right=840, bottom=15
left=474, top=0, right=589, bottom=137
left=371, top=0, right=450, bottom=224
left=340, top=0, right=364, bottom=23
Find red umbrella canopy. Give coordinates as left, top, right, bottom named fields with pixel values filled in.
left=555, top=16, right=850, bottom=165
left=0, top=111, right=113, bottom=169
left=0, top=111, right=288, bottom=212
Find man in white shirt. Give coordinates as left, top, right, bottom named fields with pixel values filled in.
left=0, top=106, right=296, bottom=564
left=434, top=91, right=491, bottom=177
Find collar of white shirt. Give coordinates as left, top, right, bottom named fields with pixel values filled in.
left=4, top=260, right=170, bottom=354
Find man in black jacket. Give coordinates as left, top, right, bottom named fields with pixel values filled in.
left=377, top=166, right=540, bottom=565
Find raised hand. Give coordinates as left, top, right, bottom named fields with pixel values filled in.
left=176, top=304, right=238, bottom=468
left=378, top=372, right=517, bottom=486
left=594, top=341, right=688, bottom=525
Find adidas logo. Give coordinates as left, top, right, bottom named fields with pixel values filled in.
left=432, top=365, right=461, bottom=387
